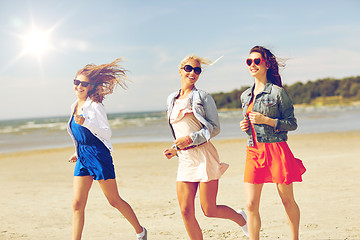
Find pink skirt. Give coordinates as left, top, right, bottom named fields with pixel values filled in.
left=244, top=141, right=306, bottom=185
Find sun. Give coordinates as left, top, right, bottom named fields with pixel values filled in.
left=5, top=13, right=61, bottom=70
left=8, top=24, right=56, bottom=67
left=21, top=27, right=52, bottom=59
left=23, top=29, right=50, bottom=56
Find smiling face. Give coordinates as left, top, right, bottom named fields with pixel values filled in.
left=74, top=74, right=92, bottom=100
left=179, top=59, right=201, bottom=87
left=247, top=52, right=268, bottom=80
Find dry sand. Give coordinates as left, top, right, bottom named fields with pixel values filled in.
left=1, top=131, right=359, bottom=240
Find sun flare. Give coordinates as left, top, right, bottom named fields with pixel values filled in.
left=24, top=30, right=49, bottom=55
left=22, top=27, right=51, bottom=57
left=6, top=14, right=61, bottom=70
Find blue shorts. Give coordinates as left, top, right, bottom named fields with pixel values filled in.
left=74, top=148, right=116, bottom=181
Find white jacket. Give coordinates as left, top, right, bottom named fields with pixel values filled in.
left=67, top=97, right=113, bottom=156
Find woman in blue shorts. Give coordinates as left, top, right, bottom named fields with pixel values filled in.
left=67, top=58, right=147, bottom=240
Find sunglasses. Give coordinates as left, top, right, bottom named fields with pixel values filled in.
left=74, top=79, right=92, bottom=87
left=182, top=65, right=202, bottom=75
left=246, top=58, right=264, bottom=66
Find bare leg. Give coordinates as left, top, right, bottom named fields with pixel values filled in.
left=98, top=178, right=143, bottom=234
left=72, top=176, right=93, bottom=240
left=245, top=182, right=263, bottom=240
left=177, top=181, right=202, bottom=240
left=199, top=180, right=246, bottom=226
left=277, top=183, right=300, bottom=240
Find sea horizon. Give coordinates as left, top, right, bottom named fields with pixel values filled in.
left=1, top=104, right=360, bottom=154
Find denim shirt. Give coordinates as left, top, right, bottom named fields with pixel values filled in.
left=167, top=87, right=220, bottom=146
left=241, top=82, right=297, bottom=146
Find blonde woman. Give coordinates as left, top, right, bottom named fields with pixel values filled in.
left=163, top=55, right=248, bottom=239
left=67, top=59, right=147, bottom=240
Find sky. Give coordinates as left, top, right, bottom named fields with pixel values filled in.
left=0, top=0, right=359, bottom=120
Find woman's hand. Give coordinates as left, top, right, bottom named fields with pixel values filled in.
left=69, top=154, right=77, bottom=163
left=174, top=136, right=192, bottom=149
left=248, top=111, right=266, bottom=124
left=163, top=148, right=177, bottom=159
left=74, top=114, right=85, bottom=125
left=240, top=119, right=249, bottom=132
left=248, top=111, right=275, bottom=127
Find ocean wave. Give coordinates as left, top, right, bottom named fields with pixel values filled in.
left=0, top=120, right=68, bottom=134
left=1, top=106, right=360, bottom=154
left=1, top=106, right=359, bottom=135
left=0, top=111, right=167, bottom=134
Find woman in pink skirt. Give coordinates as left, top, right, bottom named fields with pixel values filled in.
left=163, top=55, right=248, bottom=240
left=240, top=46, right=306, bottom=240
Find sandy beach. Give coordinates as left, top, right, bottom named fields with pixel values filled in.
left=1, top=131, right=360, bottom=240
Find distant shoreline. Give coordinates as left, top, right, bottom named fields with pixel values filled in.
left=1, top=104, right=360, bottom=155
left=217, top=100, right=360, bottom=112
left=2, top=130, right=360, bottom=157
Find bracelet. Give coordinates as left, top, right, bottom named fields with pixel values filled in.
left=186, top=136, right=192, bottom=145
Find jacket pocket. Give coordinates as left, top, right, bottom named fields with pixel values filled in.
left=260, top=97, right=278, bottom=117
left=86, top=111, right=96, bottom=120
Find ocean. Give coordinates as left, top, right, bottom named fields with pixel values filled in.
left=1, top=105, right=359, bottom=154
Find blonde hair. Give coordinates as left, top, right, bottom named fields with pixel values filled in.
left=76, top=58, right=128, bottom=103
left=179, top=55, right=212, bottom=69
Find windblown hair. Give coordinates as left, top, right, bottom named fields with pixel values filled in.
left=76, top=58, right=128, bottom=103
left=250, top=46, right=285, bottom=87
left=179, top=55, right=212, bottom=70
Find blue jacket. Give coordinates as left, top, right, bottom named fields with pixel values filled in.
left=241, top=82, right=297, bottom=146
left=167, top=87, right=220, bottom=146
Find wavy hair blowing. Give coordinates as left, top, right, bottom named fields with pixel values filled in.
left=250, top=46, right=285, bottom=87
left=179, top=55, right=212, bottom=70
left=76, top=58, right=128, bottom=103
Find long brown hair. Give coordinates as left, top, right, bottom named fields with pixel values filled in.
left=250, top=46, right=283, bottom=87
left=76, top=58, right=128, bottom=103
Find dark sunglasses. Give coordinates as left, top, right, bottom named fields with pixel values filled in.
left=182, top=65, right=202, bottom=75
left=74, top=79, right=92, bottom=87
left=246, top=58, right=264, bottom=66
